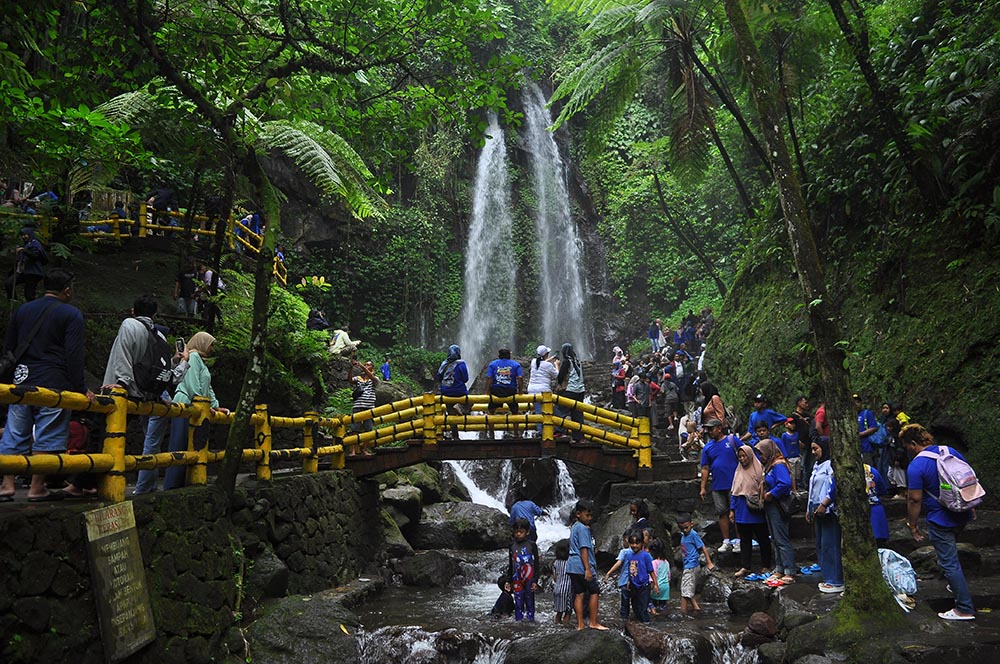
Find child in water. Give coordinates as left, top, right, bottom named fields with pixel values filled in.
left=649, top=538, right=671, bottom=615
left=603, top=532, right=633, bottom=621
left=505, top=518, right=539, bottom=622
left=566, top=499, right=608, bottom=630
left=552, top=539, right=572, bottom=624
left=677, top=513, right=715, bottom=615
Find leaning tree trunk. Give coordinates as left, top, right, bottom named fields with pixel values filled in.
left=722, top=0, right=897, bottom=622
left=215, top=151, right=280, bottom=497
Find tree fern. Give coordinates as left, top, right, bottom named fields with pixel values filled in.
left=551, top=43, right=641, bottom=130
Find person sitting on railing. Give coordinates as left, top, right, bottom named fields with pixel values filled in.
left=436, top=344, right=469, bottom=440
left=174, top=259, right=199, bottom=316
left=0, top=268, right=94, bottom=502
left=484, top=348, right=523, bottom=439
left=526, top=345, right=559, bottom=437
left=348, top=358, right=378, bottom=456
left=4, top=227, right=47, bottom=302
left=102, top=295, right=191, bottom=496
left=162, top=332, right=229, bottom=490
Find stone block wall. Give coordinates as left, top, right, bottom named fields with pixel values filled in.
left=0, top=470, right=380, bottom=664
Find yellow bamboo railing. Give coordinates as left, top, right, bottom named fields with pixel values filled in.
left=0, top=384, right=653, bottom=504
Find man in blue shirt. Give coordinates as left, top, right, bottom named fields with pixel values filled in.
left=485, top=348, right=523, bottom=438
left=509, top=495, right=546, bottom=541
left=903, top=424, right=976, bottom=620
left=700, top=418, right=741, bottom=553
left=742, top=393, right=787, bottom=442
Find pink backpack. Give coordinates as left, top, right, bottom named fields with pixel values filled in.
left=916, top=446, right=985, bottom=512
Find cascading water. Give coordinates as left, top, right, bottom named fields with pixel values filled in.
left=457, top=112, right=516, bottom=378
left=522, top=81, right=592, bottom=359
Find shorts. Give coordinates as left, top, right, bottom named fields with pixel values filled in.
left=488, top=386, right=519, bottom=414
left=681, top=567, right=699, bottom=598
left=786, top=456, right=802, bottom=482
left=712, top=489, right=732, bottom=517
left=569, top=573, right=600, bottom=596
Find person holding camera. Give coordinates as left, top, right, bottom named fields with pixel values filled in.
left=348, top=358, right=379, bottom=455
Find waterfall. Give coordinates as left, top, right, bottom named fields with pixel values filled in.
left=521, top=81, right=592, bottom=359
left=457, top=112, right=516, bottom=378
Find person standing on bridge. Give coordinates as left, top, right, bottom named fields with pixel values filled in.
left=484, top=348, right=523, bottom=438
left=436, top=344, right=469, bottom=440
left=555, top=343, right=585, bottom=442
left=526, top=345, right=559, bottom=437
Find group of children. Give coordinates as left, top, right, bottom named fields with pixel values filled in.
left=496, top=500, right=716, bottom=628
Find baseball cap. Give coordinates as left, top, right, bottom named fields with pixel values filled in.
left=536, top=345, right=550, bottom=357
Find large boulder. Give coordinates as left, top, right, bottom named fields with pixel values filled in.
left=380, top=509, right=414, bottom=559
left=245, top=592, right=360, bottom=664
left=395, top=550, right=464, bottom=587
left=382, top=484, right=422, bottom=527
left=726, top=584, right=771, bottom=616
left=507, top=459, right=561, bottom=506
left=396, top=463, right=444, bottom=504
left=404, top=502, right=509, bottom=550
left=504, top=628, right=631, bottom=664
left=771, top=586, right=817, bottom=633
left=244, top=546, right=290, bottom=605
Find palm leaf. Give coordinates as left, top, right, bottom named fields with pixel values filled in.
left=551, top=42, right=642, bottom=130
left=547, top=0, right=628, bottom=16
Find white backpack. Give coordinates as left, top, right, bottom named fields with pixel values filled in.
left=916, top=446, right=985, bottom=512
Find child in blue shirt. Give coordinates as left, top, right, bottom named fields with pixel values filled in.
left=504, top=518, right=540, bottom=622
left=780, top=417, right=801, bottom=491
left=624, top=530, right=659, bottom=622
left=566, top=499, right=608, bottom=630
left=602, top=532, right=632, bottom=620
left=677, top=513, right=715, bottom=614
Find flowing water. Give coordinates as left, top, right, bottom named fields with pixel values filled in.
left=521, top=81, right=592, bottom=359
left=457, top=112, right=516, bottom=377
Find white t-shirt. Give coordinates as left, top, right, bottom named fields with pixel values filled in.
left=526, top=359, right=559, bottom=393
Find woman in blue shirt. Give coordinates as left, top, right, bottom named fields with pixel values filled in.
left=731, top=445, right=773, bottom=578
left=758, top=439, right=795, bottom=584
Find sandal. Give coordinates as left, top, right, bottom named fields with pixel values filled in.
left=780, top=576, right=796, bottom=584
left=734, top=568, right=750, bottom=578
left=765, top=578, right=786, bottom=587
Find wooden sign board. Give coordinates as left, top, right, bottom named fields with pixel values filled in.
left=84, top=501, right=156, bottom=663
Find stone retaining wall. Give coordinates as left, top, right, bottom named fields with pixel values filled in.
left=0, top=471, right=380, bottom=664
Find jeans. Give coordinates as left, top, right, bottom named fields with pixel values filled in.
left=629, top=583, right=651, bottom=623
left=556, top=390, right=585, bottom=441
left=874, top=444, right=892, bottom=486
left=617, top=585, right=631, bottom=619
left=133, top=415, right=169, bottom=494
left=814, top=514, right=844, bottom=586
left=0, top=404, right=70, bottom=454
left=163, top=418, right=209, bottom=490
left=928, top=522, right=975, bottom=615
left=765, top=502, right=795, bottom=575
left=533, top=400, right=543, bottom=435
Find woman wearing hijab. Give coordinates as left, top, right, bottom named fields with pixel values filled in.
left=730, top=445, right=773, bottom=578
left=436, top=344, right=469, bottom=439
left=757, top=439, right=796, bottom=585
left=163, top=332, right=228, bottom=490
left=555, top=343, right=585, bottom=442
left=805, top=437, right=844, bottom=593
left=526, top=345, right=559, bottom=436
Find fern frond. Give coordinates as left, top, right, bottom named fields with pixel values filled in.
left=584, top=4, right=644, bottom=37
left=96, top=90, right=158, bottom=123
left=550, top=43, right=640, bottom=129
left=547, top=0, right=627, bottom=16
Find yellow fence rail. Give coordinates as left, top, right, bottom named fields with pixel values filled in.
left=0, top=385, right=652, bottom=504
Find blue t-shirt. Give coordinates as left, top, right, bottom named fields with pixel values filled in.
left=380, top=362, right=391, bottom=381
left=858, top=409, right=877, bottom=454
left=567, top=521, right=596, bottom=575
left=747, top=408, right=787, bottom=436
left=626, top=549, right=655, bottom=588
left=680, top=530, right=704, bottom=569
left=487, top=358, right=522, bottom=389
left=730, top=494, right=766, bottom=524
left=780, top=431, right=800, bottom=458
left=438, top=359, right=469, bottom=397
left=509, top=500, right=543, bottom=530
left=907, top=445, right=971, bottom=529
left=764, top=463, right=792, bottom=499
left=700, top=435, right=741, bottom=491
left=615, top=548, right=630, bottom=587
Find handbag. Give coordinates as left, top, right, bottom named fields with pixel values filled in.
left=0, top=300, right=60, bottom=383
left=779, top=491, right=805, bottom=516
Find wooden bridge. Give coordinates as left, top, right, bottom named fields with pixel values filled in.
left=0, top=386, right=668, bottom=504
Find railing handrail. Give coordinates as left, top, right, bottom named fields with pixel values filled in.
left=0, top=383, right=653, bottom=503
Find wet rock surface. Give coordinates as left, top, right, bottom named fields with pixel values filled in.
left=245, top=592, right=362, bottom=664
left=404, top=501, right=509, bottom=550
left=504, top=628, right=631, bottom=664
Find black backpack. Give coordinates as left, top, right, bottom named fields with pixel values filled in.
left=133, top=319, right=174, bottom=399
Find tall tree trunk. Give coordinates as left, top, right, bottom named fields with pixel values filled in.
left=721, top=0, right=897, bottom=622
left=777, top=46, right=808, bottom=184
left=652, top=170, right=728, bottom=298
left=216, top=151, right=279, bottom=496
left=826, top=0, right=944, bottom=207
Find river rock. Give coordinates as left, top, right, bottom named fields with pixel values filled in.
left=382, top=485, right=423, bottom=525
left=625, top=621, right=667, bottom=659
left=772, top=586, right=817, bottom=632
left=701, top=572, right=731, bottom=603
left=504, top=627, right=631, bottom=664
left=756, top=641, right=786, bottom=664
left=396, top=550, right=463, bottom=587
left=405, top=502, right=509, bottom=550
left=396, top=463, right=444, bottom=504
left=748, top=610, right=777, bottom=637
left=244, top=546, right=289, bottom=602
left=508, top=459, right=562, bottom=506
left=381, top=509, right=414, bottom=559
left=739, top=630, right=774, bottom=648
left=245, top=593, right=360, bottom=664
left=726, top=584, right=770, bottom=615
